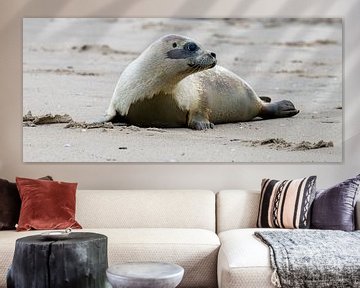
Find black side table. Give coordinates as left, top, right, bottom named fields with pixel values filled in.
left=7, top=232, right=108, bottom=288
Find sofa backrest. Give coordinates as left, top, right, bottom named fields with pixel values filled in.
left=76, top=190, right=216, bottom=231
left=217, top=190, right=360, bottom=232
left=216, top=190, right=260, bottom=233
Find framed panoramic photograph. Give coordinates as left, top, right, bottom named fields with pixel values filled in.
left=23, top=18, right=342, bottom=162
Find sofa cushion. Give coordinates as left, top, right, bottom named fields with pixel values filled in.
left=257, top=176, right=317, bottom=229
left=0, top=228, right=220, bottom=288
left=104, top=228, right=219, bottom=288
left=16, top=177, right=82, bottom=231
left=76, top=190, right=216, bottom=231
left=218, top=228, right=277, bottom=288
left=311, top=174, right=360, bottom=231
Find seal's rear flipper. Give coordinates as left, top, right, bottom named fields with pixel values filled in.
left=259, top=100, right=299, bottom=119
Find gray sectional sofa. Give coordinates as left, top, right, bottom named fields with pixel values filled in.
left=0, top=189, right=359, bottom=288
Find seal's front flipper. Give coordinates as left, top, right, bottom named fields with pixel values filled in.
left=94, top=112, right=126, bottom=124
left=94, top=115, right=111, bottom=124
left=187, top=112, right=214, bottom=130
left=259, top=100, right=299, bottom=119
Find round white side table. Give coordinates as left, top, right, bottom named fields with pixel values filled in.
left=106, top=262, right=184, bottom=288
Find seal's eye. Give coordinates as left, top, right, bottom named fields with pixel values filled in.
left=185, top=42, right=198, bottom=52
left=172, top=42, right=177, bottom=48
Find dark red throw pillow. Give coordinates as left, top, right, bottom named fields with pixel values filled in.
left=16, top=177, right=82, bottom=231
left=0, top=176, right=53, bottom=230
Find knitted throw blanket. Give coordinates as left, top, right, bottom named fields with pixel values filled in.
left=255, top=230, right=360, bottom=288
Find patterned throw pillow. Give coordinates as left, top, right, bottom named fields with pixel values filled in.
left=257, top=176, right=317, bottom=229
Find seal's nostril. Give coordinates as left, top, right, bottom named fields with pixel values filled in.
left=210, top=52, right=216, bottom=58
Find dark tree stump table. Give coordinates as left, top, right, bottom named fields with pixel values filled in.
left=7, top=232, right=108, bottom=288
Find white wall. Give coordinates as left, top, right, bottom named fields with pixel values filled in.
left=0, top=0, right=359, bottom=190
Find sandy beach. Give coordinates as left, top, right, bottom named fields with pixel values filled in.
left=22, top=18, right=342, bottom=162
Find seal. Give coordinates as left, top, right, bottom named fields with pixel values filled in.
left=104, top=34, right=299, bottom=130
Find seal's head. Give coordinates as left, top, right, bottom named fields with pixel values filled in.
left=107, top=34, right=217, bottom=116
left=146, top=34, right=217, bottom=80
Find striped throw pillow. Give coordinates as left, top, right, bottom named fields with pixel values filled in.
left=257, top=176, right=317, bottom=229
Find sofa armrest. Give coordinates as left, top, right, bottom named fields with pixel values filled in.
left=356, top=200, right=360, bottom=230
